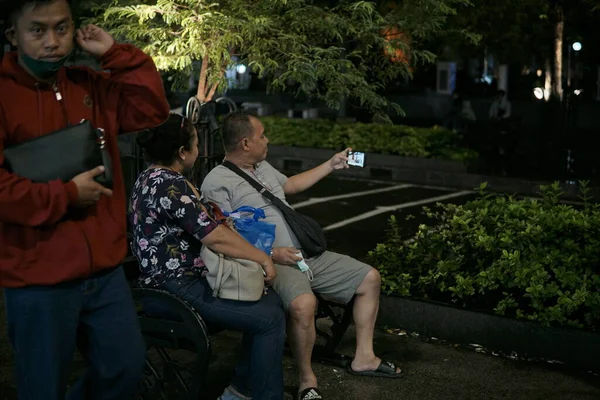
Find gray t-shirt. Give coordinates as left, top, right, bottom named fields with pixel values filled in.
left=200, top=161, right=302, bottom=249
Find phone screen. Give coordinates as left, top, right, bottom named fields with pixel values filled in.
left=347, top=151, right=365, bottom=167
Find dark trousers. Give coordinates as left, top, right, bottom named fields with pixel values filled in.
left=161, top=276, right=285, bottom=400
left=3, top=266, right=145, bottom=400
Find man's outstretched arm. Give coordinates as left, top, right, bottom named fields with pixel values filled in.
left=283, top=148, right=350, bottom=195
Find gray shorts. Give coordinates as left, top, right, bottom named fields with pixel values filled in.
left=271, top=251, right=372, bottom=310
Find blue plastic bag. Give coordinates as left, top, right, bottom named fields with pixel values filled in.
left=223, top=206, right=276, bottom=255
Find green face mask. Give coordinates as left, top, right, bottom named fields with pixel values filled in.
left=20, top=52, right=71, bottom=80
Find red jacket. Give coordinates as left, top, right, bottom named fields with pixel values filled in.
left=0, top=43, right=170, bottom=288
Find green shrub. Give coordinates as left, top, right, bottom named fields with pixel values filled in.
left=260, top=117, right=477, bottom=161
left=370, top=181, right=600, bottom=331
left=262, top=118, right=335, bottom=148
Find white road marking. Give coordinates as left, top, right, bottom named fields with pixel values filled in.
left=414, top=184, right=461, bottom=192
left=329, top=176, right=460, bottom=192
left=291, top=184, right=414, bottom=209
left=323, top=190, right=473, bottom=231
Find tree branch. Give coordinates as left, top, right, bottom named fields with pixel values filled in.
left=196, top=53, right=209, bottom=102
left=206, top=68, right=225, bottom=102
left=206, top=48, right=235, bottom=102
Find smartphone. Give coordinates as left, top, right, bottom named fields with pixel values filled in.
left=347, top=151, right=365, bottom=167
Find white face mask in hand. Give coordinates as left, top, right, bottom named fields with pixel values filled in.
left=296, top=253, right=313, bottom=281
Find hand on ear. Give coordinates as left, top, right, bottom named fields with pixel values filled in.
left=75, top=24, right=115, bottom=59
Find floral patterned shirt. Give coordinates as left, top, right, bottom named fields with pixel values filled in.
left=129, top=167, right=219, bottom=287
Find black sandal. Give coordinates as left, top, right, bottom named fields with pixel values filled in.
left=348, top=359, right=404, bottom=378
left=297, top=387, right=323, bottom=400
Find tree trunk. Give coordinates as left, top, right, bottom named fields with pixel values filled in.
left=196, top=53, right=209, bottom=102
left=544, top=58, right=552, bottom=101
left=552, top=7, right=564, bottom=100
left=483, top=46, right=489, bottom=79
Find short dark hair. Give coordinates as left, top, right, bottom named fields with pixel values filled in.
left=221, top=110, right=255, bottom=153
left=136, top=114, right=196, bottom=166
left=3, top=0, right=71, bottom=25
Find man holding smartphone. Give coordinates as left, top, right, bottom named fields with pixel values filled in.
left=202, top=111, right=402, bottom=400
left=0, top=0, right=170, bottom=398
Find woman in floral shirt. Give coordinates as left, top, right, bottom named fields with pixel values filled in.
left=130, top=114, right=285, bottom=400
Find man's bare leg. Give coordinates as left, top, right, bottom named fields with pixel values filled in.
left=350, top=268, right=401, bottom=374
left=288, top=293, right=319, bottom=392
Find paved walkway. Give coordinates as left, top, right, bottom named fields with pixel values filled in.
left=202, top=325, right=600, bottom=400
left=2, top=318, right=597, bottom=400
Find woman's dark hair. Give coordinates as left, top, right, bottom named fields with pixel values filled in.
left=136, top=113, right=196, bottom=166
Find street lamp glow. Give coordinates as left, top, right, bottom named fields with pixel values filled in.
left=572, top=42, right=582, bottom=52
left=236, top=64, right=247, bottom=74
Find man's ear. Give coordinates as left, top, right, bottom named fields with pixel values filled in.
left=241, top=137, right=250, bottom=151
left=5, top=27, right=17, bottom=47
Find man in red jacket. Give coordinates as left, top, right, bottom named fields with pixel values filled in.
left=0, top=0, right=170, bottom=398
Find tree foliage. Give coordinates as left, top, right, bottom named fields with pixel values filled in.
left=446, top=0, right=551, bottom=63
left=447, top=0, right=600, bottom=65
left=90, top=0, right=474, bottom=120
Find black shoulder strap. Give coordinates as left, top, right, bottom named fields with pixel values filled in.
left=222, top=160, right=292, bottom=212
